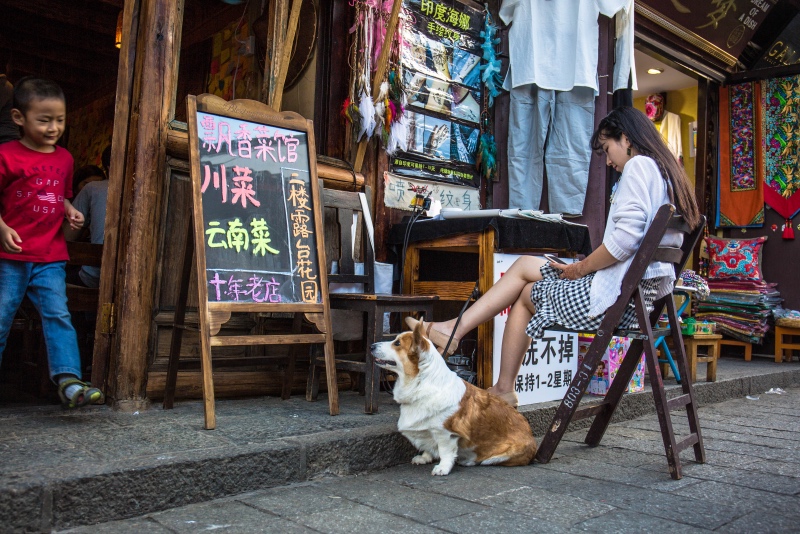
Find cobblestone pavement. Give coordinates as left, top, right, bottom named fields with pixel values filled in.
left=59, top=386, right=800, bottom=533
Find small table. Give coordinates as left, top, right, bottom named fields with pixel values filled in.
left=389, top=217, right=592, bottom=387
left=684, top=333, right=722, bottom=382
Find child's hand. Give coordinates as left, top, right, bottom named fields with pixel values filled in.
left=0, top=224, right=22, bottom=253
left=65, top=208, right=85, bottom=231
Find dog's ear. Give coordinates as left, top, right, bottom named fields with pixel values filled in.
left=412, top=320, right=429, bottom=351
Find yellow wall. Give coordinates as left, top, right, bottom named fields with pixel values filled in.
left=634, top=85, right=698, bottom=186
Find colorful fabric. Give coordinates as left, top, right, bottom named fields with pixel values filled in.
left=717, top=83, right=764, bottom=228
left=729, top=84, right=757, bottom=191
left=761, top=75, right=800, bottom=220
left=704, top=235, right=767, bottom=282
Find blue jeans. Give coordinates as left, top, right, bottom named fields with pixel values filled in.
left=507, top=84, right=595, bottom=216
left=0, top=259, right=81, bottom=381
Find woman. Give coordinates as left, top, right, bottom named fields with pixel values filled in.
left=407, top=106, right=700, bottom=407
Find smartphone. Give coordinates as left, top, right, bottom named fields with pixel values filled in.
left=543, top=254, right=566, bottom=265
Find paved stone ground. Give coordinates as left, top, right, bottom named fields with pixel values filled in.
left=57, top=384, right=800, bottom=534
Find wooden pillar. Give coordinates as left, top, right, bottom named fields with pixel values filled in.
left=96, top=0, right=186, bottom=410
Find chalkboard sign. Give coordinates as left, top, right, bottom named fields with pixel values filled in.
left=195, top=110, right=321, bottom=305
left=173, top=94, right=338, bottom=428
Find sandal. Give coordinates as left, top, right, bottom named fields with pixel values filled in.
left=57, top=378, right=104, bottom=409
left=487, top=387, right=519, bottom=408
left=404, top=317, right=460, bottom=356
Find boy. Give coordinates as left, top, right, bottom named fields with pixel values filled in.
left=0, top=77, right=103, bottom=408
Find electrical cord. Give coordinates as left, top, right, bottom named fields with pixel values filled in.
left=442, top=281, right=480, bottom=357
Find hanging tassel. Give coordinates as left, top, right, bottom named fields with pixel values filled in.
left=782, top=218, right=795, bottom=239
left=373, top=81, right=389, bottom=137
left=476, top=131, right=497, bottom=181
left=478, top=8, right=504, bottom=107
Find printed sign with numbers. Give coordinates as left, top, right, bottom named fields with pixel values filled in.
left=492, top=253, right=579, bottom=405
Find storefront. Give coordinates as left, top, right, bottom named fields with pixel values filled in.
left=2, top=0, right=799, bottom=408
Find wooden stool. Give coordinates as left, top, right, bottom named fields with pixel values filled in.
left=719, top=338, right=752, bottom=361
left=774, top=324, right=800, bottom=363
left=684, top=334, right=721, bottom=382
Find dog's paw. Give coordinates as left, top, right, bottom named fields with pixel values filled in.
left=431, top=463, right=453, bottom=476
left=412, top=452, right=433, bottom=465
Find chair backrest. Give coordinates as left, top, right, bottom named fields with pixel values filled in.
left=598, top=204, right=706, bottom=334
left=321, top=182, right=375, bottom=293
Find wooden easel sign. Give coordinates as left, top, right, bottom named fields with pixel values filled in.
left=182, top=94, right=338, bottom=428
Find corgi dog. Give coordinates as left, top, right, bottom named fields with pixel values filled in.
left=371, top=321, right=538, bottom=476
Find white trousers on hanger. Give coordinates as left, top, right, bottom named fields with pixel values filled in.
left=507, top=84, right=595, bottom=216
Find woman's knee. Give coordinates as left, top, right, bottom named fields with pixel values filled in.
left=509, top=256, right=546, bottom=281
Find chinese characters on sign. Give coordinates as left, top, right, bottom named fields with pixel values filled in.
left=196, top=111, right=320, bottom=304
left=492, top=254, right=578, bottom=405
left=383, top=171, right=480, bottom=212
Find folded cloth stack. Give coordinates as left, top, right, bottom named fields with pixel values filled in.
left=693, top=280, right=782, bottom=344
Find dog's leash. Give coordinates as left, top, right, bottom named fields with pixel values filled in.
left=442, top=280, right=480, bottom=357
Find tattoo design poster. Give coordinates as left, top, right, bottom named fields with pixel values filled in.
left=383, top=172, right=480, bottom=212
left=392, top=0, right=484, bottom=188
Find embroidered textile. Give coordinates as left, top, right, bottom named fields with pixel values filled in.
left=717, top=83, right=764, bottom=228
left=761, top=75, right=800, bottom=219
left=704, top=235, right=767, bottom=282
left=729, top=83, right=757, bottom=192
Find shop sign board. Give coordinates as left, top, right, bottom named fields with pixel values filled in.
left=172, top=94, right=337, bottom=428
left=638, top=0, right=776, bottom=65
left=755, top=15, right=800, bottom=68
left=492, top=253, right=578, bottom=405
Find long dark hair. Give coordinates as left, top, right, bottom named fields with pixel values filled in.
left=590, top=106, right=700, bottom=229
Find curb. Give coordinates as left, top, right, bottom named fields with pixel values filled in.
left=4, top=367, right=800, bottom=531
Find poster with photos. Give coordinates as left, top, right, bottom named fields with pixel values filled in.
left=392, top=0, right=485, bottom=188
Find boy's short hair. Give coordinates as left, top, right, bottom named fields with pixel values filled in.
left=13, top=77, right=65, bottom=114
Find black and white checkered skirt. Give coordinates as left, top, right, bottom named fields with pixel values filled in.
left=525, top=265, right=663, bottom=339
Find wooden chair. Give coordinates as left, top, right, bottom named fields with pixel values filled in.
left=536, top=205, right=707, bottom=479
left=307, top=186, right=438, bottom=413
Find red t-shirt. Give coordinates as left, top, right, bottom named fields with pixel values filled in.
left=0, top=140, right=74, bottom=262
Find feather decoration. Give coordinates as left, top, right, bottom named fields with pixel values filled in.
left=476, top=131, right=497, bottom=182
left=386, top=113, right=409, bottom=155
left=478, top=9, right=504, bottom=107
left=358, top=89, right=376, bottom=140
left=373, top=81, right=389, bottom=135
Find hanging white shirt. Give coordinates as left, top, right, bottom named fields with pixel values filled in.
left=658, top=111, right=683, bottom=161
left=500, top=0, right=636, bottom=94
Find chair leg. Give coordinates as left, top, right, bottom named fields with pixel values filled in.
left=364, top=307, right=380, bottom=414
left=283, top=313, right=303, bottom=400
left=306, top=345, right=322, bottom=401
left=707, top=342, right=718, bottom=382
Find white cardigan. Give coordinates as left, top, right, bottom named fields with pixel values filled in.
left=589, top=156, right=682, bottom=317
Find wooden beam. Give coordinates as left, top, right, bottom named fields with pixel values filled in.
left=270, top=0, right=303, bottom=111
left=727, top=62, right=800, bottom=84
left=2, top=49, right=109, bottom=88
left=2, top=0, right=118, bottom=36
left=352, top=0, right=402, bottom=173
left=100, top=0, right=186, bottom=409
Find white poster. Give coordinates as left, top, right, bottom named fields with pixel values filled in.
left=492, top=253, right=579, bottom=405
left=383, top=172, right=481, bottom=212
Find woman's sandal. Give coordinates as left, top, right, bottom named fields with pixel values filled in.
left=487, top=387, right=519, bottom=408
left=57, top=378, right=104, bottom=409
left=404, top=317, right=460, bottom=356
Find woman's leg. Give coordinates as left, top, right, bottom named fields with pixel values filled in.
left=492, top=282, right=537, bottom=394
left=435, top=255, right=547, bottom=340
